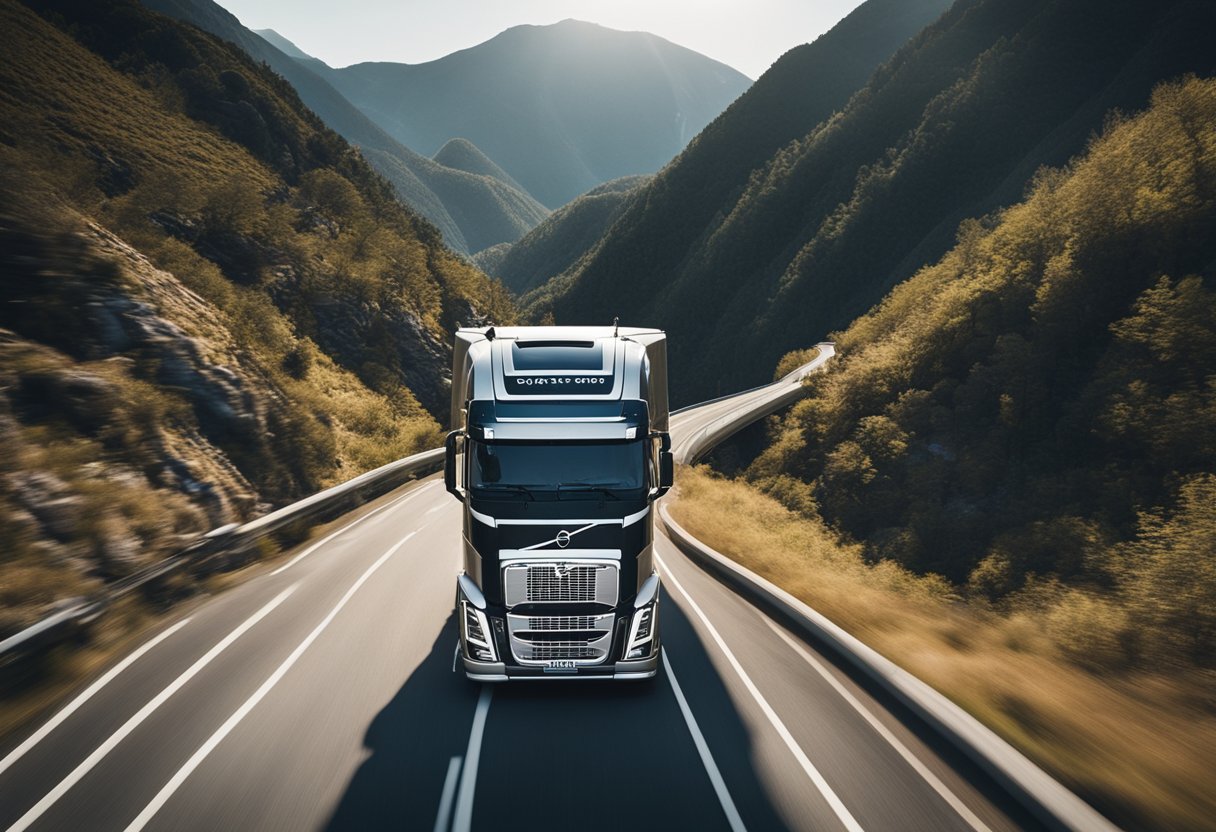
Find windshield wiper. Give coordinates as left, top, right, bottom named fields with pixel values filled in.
left=476, top=484, right=535, bottom=501
left=558, top=483, right=623, bottom=500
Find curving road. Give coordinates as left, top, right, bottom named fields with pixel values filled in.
left=0, top=349, right=1045, bottom=832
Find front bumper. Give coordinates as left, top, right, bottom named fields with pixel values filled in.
left=462, top=651, right=659, bottom=682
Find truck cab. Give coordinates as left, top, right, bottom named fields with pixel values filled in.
left=445, top=325, right=673, bottom=680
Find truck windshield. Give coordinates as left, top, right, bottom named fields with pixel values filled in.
left=470, top=440, right=645, bottom=496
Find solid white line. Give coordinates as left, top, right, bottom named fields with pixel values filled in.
left=762, top=619, right=993, bottom=832
left=662, top=648, right=747, bottom=832
left=451, top=686, right=493, bottom=832
left=271, top=482, right=436, bottom=575
left=8, top=587, right=296, bottom=832
left=0, top=618, right=191, bottom=777
left=433, top=756, right=463, bottom=832
left=657, top=554, right=865, bottom=832
left=123, top=532, right=417, bottom=832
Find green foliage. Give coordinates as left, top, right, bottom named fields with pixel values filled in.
left=749, top=76, right=1216, bottom=669
left=772, top=347, right=821, bottom=380
left=492, top=175, right=649, bottom=295
left=537, top=0, right=1216, bottom=406
left=1119, top=475, right=1216, bottom=667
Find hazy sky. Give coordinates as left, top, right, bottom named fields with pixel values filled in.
left=216, top=0, right=865, bottom=80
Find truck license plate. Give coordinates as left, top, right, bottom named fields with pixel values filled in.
left=543, top=660, right=577, bottom=670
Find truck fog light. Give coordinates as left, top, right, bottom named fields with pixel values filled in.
left=462, top=600, right=498, bottom=663
left=625, top=604, right=657, bottom=660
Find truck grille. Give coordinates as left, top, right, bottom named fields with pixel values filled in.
left=507, top=612, right=615, bottom=666
left=503, top=562, right=618, bottom=608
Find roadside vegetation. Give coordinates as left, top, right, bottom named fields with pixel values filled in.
left=672, top=466, right=1216, bottom=830
left=0, top=0, right=513, bottom=643
left=674, top=75, right=1216, bottom=831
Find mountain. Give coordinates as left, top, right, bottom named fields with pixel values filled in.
left=317, top=20, right=752, bottom=208
left=480, top=176, right=651, bottom=296
left=141, top=0, right=549, bottom=254
left=0, top=0, right=513, bottom=633
left=749, top=74, right=1216, bottom=666
left=535, top=0, right=1216, bottom=404
left=254, top=27, right=310, bottom=60
left=433, top=137, right=528, bottom=194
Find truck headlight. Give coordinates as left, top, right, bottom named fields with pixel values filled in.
left=462, top=600, right=498, bottom=663
left=625, top=604, right=657, bottom=660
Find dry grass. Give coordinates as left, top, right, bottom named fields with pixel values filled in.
left=670, top=466, right=1216, bottom=831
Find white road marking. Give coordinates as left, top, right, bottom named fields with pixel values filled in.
left=433, top=755, right=462, bottom=832
left=0, top=618, right=191, bottom=777
left=657, top=555, right=866, bottom=832
left=762, top=619, right=993, bottom=832
left=271, top=481, right=437, bottom=575
left=663, top=648, right=747, bottom=832
left=122, top=532, right=417, bottom=831
left=426, top=503, right=447, bottom=515
left=8, top=587, right=296, bottom=832
left=451, top=686, right=493, bottom=832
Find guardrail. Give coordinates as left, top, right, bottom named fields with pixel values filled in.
left=658, top=506, right=1119, bottom=832
left=2, top=347, right=835, bottom=666
left=0, top=447, right=443, bottom=665
left=660, top=341, right=1119, bottom=832
left=677, top=342, right=834, bottom=464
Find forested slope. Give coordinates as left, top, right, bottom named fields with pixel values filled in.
left=0, top=0, right=513, bottom=634
left=540, top=0, right=1216, bottom=404
left=750, top=75, right=1216, bottom=669
left=484, top=176, right=650, bottom=295
left=142, top=0, right=549, bottom=254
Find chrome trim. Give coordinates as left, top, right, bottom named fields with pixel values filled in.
left=494, top=518, right=624, bottom=526
left=634, top=573, right=660, bottom=608
left=469, top=507, right=496, bottom=527
left=507, top=612, right=615, bottom=666
left=457, top=574, right=486, bottom=609
left=622, top=507, right=649, bottom=527
left=520, top=521, right=598, bottom=551
left=613, top=671, right=657, bottom=680
left=502, top=560, right=619, bottom=608
left=499, top=548, right=621, bottom=562
left=494, top=416, right=625, bottom=423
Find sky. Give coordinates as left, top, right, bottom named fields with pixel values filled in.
left=216, top=0, right=865, bottom=80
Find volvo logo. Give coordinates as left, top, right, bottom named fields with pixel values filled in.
left=556, top=530, right=572, bottom=548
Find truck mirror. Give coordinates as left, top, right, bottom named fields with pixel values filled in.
left=445, top=430, right=465, bottom=502
left=660, top=451, right=674, bottom=489
left=650, top=450, right=674, bottom=501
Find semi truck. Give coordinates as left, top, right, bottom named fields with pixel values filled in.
left=445, top=325, right=673, bottom=680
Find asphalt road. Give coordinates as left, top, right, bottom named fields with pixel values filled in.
left=0, top=353, right=1046, bottom=832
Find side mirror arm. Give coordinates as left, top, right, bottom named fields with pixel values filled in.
left=445, top=429, right=465, bottom=503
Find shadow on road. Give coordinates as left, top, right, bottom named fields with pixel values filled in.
left=323, top=611, right=475, bottom=831
left=325, top=601, right=792, bottom=832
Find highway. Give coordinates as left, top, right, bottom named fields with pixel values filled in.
left=0, top=349, right=1045, bottom=832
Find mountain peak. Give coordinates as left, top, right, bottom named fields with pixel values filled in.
left=253, top=28, right=313, bottom=61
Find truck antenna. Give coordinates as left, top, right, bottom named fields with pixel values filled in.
left=485, top=325, right=496, bottom=341
left=612, top=317, right=620, bottom=337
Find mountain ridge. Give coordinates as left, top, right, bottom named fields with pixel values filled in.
left=143, top=0, right=549, bottom=254
left=314, top=19, right=752, bottom=208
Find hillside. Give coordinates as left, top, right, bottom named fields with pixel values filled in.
left=318, top=20, right=751, bottom=208
left=752, top=73, right=1216, bottom=641
left=538, top=0, right=1216, bottom=404
left=141, top=0, right=549, bottom=254
left=432, top=137, right=528, bottom=194
left=483, top=175, right=651, bottom=295
left=0, top=0, right=513, bottom=635
left=739, top=77, right=1216, bottom=825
